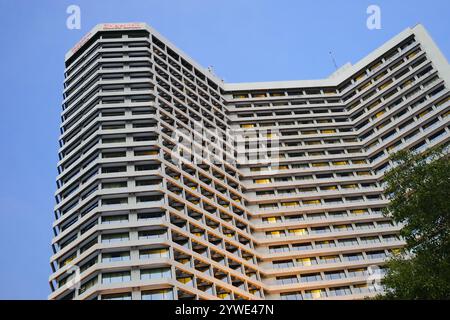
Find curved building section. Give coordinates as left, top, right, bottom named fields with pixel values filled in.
left=49, top=23, right=450, bottom=300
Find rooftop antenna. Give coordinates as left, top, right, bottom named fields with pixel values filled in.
left=329, top=51, right=338, bottom=70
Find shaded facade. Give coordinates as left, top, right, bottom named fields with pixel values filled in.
left=49, top=23, right=450, bottom=300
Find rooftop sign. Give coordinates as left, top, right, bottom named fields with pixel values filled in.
left=102, top=23, right=145, bottom=30
left=67, top=23, right=146, bottom=59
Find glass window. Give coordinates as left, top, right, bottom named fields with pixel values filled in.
left=254, top=179, right=271, bottom=184
left=273, top=260, right=294, bottom=269
left=101, top=232, right=129, bottom=243
left=297, top=257, right=317, bottom=266
left=329, top=286, right=352, bottom=297
left=325, top=271, right=346, bottom=280
left=267, top=230, right=285, bottom=238
left=348, top=268, right=367, bottom=277
left=301, top=273, right=322, bottom=282
left=102, top=271, right=131, bottom=284
left=343, top=253, right=363, bottom=261
left=366, top=251, right=387, bottom=260
left=320, top=255, right=340, bottom=264
left=277, top=276, right=298, bottom=285
left=280, top=292, right=303, bottom=300
left=269, top=245, right=289, bottom=253
left=288, top=228, right=307, bottom=236
left=315, top=240, right=336, bottom=248
left=139, top=248, right=169, bottom=259
left=140, top=268, right=171, bottom=280
left=102, top=251, right=130, bottom=263
left=138, top=229, right=167, bottom=240
left=304, top=289, right=326, bottom=299
left=102, top=214, right=128, bottom=224
left=292, top=243, right=312, bottom=251
left=141, top=289, right=173, bottom=300
left=102, top=292, right=132, bottom=300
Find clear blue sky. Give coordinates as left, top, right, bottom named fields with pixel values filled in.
left=0, top=0, right=448, bottom=299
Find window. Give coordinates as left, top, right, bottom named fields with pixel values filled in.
left=383, top=235, right=399, bottom=242
left=325, top=271, right=346, bottom=280
left=277, top=275, right=298, bottom=285
left=80, top=256, right=97, bottom=273
left=102, top=271, right=131, bottom=284
left=267, top=230, right=285, bottom=238
left=140, top=248, right=169, bottom=259
left=140, top=268, right=171, bottom=280
left=102, top=292, right=132, bottom=300
left=102, top=233, right=129, bottom=243
left=177, top=276, right=193, bottom=285
left=334, top=224, right=352, bottom=232
left=303, top=199, right=321, bottom=205
left=288, top=228, right=307, bottom=236
left=321, top=185, right=337, bottom=191
left=281, top=201, right=300, bottom=207
left=141, top=289, right=173, bottom=300
left=377, top=221, right=393, bottom=228
left=361, top=236, right=381, bottom=244
left=354, top=284, right=376, bottom=294
left=280, top=292, right=303, bottom=300
left=273, top=260, right=294, bottom=269
left=366, top=251, right=387, bottom=260
left=138, top=229, right=167, bottom=240
left=292, top=243, right=313, bottom=251
left=135, top=149, right=159, bottom=156
left=102, top=151, right=126, bottom=158
left=311, top=226, right=330, bottom=234
left=339, top=238, right=358, bottom=246
left=79, top=277, right=98, bottom=294
left=102, top=197, right=128, bottom=205
left=329, top=286, right=352, bottom=297
left=286, top=214, right=304, bottom=222
left=320, top=255, right=340, bottom=264
left=297, top=257, right=317, bottom=266
left=348, top=268, right=367, bottom=277
left=315, top=240, right=336, bottom=248
left=138, top=211, right=165, bottom=220
left=102, top=214, right=128, bottom=224
left=256, top=190, right=275, bottom=197
left=259, top=203, right=278, bottom=210
left=333, top=161, right=349, bottom=166
left=254, top=178, right=271, bottom=184
left=269, top=245, right=289, bottom=253
left=102, top=166, right=126, bottom=173
left=350, top=209, right=367, bottom=215
left=304, top=289, right=326, bottom=300
left=263, top=217, right=279, bottom=224
left=356, top=222, right=375, bottom=230
left=312, top=162, right=328, bottom=167
left=137, top=195, right=163, bottom=203
left=102, top=137, right=126, bottom=144
left=102, top=251, right=130, bottom=263
left=343, top=253, right=363, bottom=261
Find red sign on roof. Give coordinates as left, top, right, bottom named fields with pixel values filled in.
left=102, top=23, right=144, bottom=30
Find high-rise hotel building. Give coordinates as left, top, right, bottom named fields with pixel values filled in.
left=49, top=23, right=450, bottom=300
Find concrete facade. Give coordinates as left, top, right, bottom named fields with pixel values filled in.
left=49, top=23, right=450, bottom=300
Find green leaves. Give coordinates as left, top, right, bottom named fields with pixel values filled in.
left=379, top=144, right=450, bottom=299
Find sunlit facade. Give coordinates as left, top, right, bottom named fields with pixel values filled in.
left=49, top=23, right=450, bottom=300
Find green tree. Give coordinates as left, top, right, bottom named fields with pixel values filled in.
left=378, top=145, right=450, bottom=299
